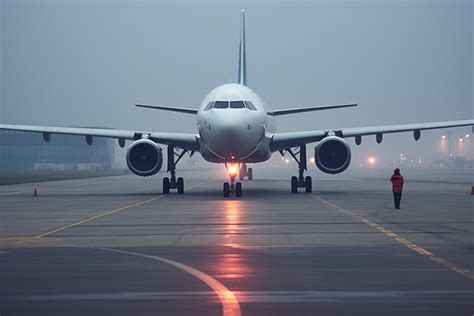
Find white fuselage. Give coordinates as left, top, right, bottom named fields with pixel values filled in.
left=197, top=83, right=275, bottom=163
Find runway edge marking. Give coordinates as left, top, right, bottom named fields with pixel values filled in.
left=312, top=194, right=474, bottom=281
left=89, top=247, right=241, bottom=316
left=16, top=180, right=208, bottom=243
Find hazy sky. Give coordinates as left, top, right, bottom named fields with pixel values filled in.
left=1, top=0, right=472, bottom=165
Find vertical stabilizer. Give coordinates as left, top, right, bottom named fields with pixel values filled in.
left=238, top=10, right=247, bottom=86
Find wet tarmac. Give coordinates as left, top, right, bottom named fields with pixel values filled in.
left=1, top=168, right=473, bottom=315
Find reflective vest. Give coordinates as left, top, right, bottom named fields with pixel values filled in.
left=391, top=174, right=404, bottom=193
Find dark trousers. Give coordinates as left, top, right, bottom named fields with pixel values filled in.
left=393, top=192, right=402, bottom=208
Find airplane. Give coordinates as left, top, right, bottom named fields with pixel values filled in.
left=1, top=10, right=473, bottom=198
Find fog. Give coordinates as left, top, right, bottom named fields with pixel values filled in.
left=1, top=0, right=472, bottom=169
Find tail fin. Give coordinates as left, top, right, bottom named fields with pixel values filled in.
left=238, top=9, right=247, bottom=86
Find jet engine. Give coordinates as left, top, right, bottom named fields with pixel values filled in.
left=126, top=139, right=163, bottom=177
left=314, top=136, right=351, bottom=174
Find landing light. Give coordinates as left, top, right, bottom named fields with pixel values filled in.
left=309, top=157, right=315, bottom=163
left=227, top=163, right=239, bottom=176
left=368, top=157, right=375, bottom=165
left=466, top=134, right=470, bottom=138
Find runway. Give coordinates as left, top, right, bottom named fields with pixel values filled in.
left=1, top=168, right=473, bottom=315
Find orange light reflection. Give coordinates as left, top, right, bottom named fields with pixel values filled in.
left=215, top=200, right=253, bottom=280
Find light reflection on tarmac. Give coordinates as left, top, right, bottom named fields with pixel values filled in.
left=0, top=168, right=473, bottom=315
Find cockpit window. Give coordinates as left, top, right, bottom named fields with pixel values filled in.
left=245, top=101, right=257, bottom=111
left=209, top=100, right=257, bottom=110
left=213, top=101, right=228, bottom=109
left=204, top=101, right=214, bottom=111
left=230, top=101, right=245, bottom=109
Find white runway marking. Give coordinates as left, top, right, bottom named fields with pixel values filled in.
left=90, top=247, right=241, bottom=316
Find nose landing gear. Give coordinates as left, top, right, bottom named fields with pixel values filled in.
left=223, top=176, right=242, bottom=198
left=223, top=161, right=243, bottom=198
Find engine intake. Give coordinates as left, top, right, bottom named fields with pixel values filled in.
left=314, top=136, right=351, bottom=174
left=126, top=139, right=163, bottom=177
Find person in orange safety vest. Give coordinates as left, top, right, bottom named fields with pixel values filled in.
left=390, top=168, right=404, bottom=209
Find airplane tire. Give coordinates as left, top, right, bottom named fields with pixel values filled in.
left=235, top=182, right=242, bottom=197
left=248, top=168, right=253, bottom=181
left=291, top=176, right=298, bottom=193
left=163, top=177, right=170, bottom=194
left=223, top=182, right=230, bottom=198
left=305, top=176, right=312, bottom=193
left=177, top=177, right=184, bottom=194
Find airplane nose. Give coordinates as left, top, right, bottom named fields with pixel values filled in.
left=203, top=112, right=260, bottom=159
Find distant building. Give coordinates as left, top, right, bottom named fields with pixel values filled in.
left=0, top=130, right=114, bottom=172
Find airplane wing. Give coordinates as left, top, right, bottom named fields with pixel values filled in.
left=268, top=103, right=357, bottom=116
left=135, top=104, right=198, bottom=114
left=270, top=119, right=474, bottom=151
left=0, top=124, right=199, bottom=151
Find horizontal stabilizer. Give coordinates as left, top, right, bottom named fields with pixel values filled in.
left=136, top=104, right=198, bottom=115
left=268, top=103, right=357, bottom=116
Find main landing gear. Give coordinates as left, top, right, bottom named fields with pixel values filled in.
left=163, top=144, right=193, bottom=194
left=223, top=161, right=243, bottom=198
left=239, top=163, right=253, bottom=181
left=280, top=144, right=312, bottom=194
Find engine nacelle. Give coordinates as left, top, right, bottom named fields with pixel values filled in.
left=314, top=136, right=351, bottom=174
left=126, top=139, right=163, bottom=177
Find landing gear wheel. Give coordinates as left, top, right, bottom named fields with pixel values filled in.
left=248, top=168, right=253, bottom=181
left=177, top=177, right=184, bottom=194
left=223, top=182, right=230, bottom=198
left=163, top=177, right=170, bottom=194
left=235, top=182, right=242, bottom=197
left=305, top=176, right=312, bottom=193
left=291, top=176, right=298, bottom=193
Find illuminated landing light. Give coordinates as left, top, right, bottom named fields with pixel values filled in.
left=368, top=157, right=375, bottom=165
left=459, top=138, right=463, bottom=142
left=466, top=134, right=470, bottom=138
left=227, top=163, right=239, bottom=176
left=309, top=157, right=315, bottom=163
left=441, top=135, right=446, bottom=139
left=285, top=159, right=290, bottom=164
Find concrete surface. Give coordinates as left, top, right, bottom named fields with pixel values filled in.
left=0, top=168, right=473, bottom=315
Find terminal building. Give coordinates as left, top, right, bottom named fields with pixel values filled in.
left=0, top=130, right=114, bottom=172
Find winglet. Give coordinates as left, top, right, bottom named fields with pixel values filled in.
left=238, top=9, right=247, bottom=86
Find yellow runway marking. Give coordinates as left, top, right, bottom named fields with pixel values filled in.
left=32, top=196, right=164, bottom=239
left=92, top=247, right=241, bottom=316
left=313, top=194, right=474, bottom=281
left=12, top=180, right=208, bottom=245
